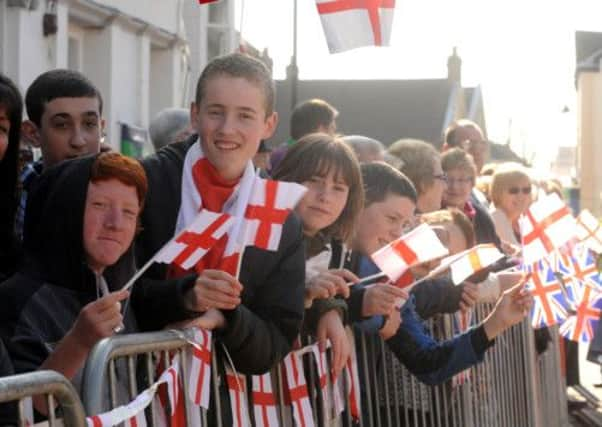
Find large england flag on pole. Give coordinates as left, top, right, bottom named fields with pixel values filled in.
left=519, top=192, right=577, bottom=265
left=371, top=223, right=448, bottom=283
left=315, top=0, right=396, bottom=53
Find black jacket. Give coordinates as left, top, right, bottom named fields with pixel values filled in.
left=0, top=155, right=137, bottom=383
left=133, top=136, right=306, bottom=375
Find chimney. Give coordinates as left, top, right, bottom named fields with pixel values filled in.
left=447, top=47, right=462, bottom=85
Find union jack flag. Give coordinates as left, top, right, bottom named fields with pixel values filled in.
left=559, top=285, right=602, bottom=343
left=523, top=261, right=570, bottom=328
left=554, top=244, right=602, bottom=293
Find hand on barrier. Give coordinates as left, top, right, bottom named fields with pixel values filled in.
left=70, top=290, right=129, bottom=350
left=305, top=269, right=358, bottom=302
left=189, top=269, right=243, bottom=311
left=316, top=309, right=351, bottom=377
left=362, top=283, right=408, bottom=317
left=379, top=309, right=402, bottom=340
left=483, top=276, right=533, bottom=340
left=459, top=282, right=478, bottom=312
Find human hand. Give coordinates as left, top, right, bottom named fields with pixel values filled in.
left=69, top=290, right=129, bottom=351
left=483, top=276, right=533, bottom=340
left=460, top=282, right=478, bottom=312
left=379, top=310, right=402, bottom=340
left=168, top=309, right=226, bottom=331
left=305, top=269, right=358, bottom=303
left=316, top=310, right=351, bottom=377
left=362, top=283, right=408, bottom=317
left=496, top=272, right=525, bottom=293
left=187, top=270, right=243, bottom=311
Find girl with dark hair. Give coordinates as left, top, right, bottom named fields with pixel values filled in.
left=0, top=73, right=23, bottom=280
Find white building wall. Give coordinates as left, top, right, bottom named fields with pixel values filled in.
left=0, top=0, right=236, bottom=152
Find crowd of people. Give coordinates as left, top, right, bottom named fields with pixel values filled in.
left=0, top=52, right=579, bottom=425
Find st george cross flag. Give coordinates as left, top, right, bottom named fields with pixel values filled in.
left=343, top=355, right=361, bottom=422
left=559, top=285, right=602, bottom=343
left=153, top=210, right=235, bottom=270
left=437, top=244, right=505, bottom=285
left=519, top=193, right=577, bottom=265
left=315, top=0, right=396, bottom=53
left=226, top=368, right=251, bottom=427
left=576, top=209, right=602, bottom=254
left=371, top=223, right=448, bottom=284
left=198, top=0, right=219, bottom=4
left=311, top=343, right=344, bottom=421
left=251, top=372, right=280, bottom=427
left=524, top=261, right=570, bottom=328
left=186, top=328, right=212, bottom=410
left=245, top=177, right=307, bottom=251
left=282, top=352, right=315, bottom=427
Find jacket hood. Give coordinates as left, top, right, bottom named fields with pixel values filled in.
left=22, top=155, right=136, bottom=293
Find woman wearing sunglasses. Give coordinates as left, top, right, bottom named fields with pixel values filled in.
left=489, top=162, right=533, bottom=248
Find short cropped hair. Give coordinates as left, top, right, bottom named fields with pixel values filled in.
left=490, top=162, right=531, bottom=207
left=195, top=53, right=275, bottom=117
left=443, top=119, right=483, bottom=147
left=272, top=133, right=363, bottom=243
left=422, top=208, right=476, bottom=248
left=90, top=152, right=148, bottom=211
left=441, top=147, right=477, bottom=179
left=387, top=138, right=440, bottom=195
left=148, top=108, right=190, bottom=150
left=25, top=69, right=103, bottom=127
left=343, top=135, right=384, bottom=163
left=290, top=99, right=338, bottom=140
left=361, top=162, right=417, bottom=206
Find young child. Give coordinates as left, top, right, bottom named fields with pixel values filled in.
left=133, top=53, right=306, bottom=379
left=17, top=69, right=105, bottom=239
left=272, top=133, right=363, bottom=375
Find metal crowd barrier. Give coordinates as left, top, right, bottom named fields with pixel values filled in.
left=355, top=303, right=569, bottom=427
left=0, top=370, right=86, bottom=427
left=79, top=307, right=568, bottom=427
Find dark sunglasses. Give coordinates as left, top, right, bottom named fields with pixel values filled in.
left=508, top=186, right=531, bottom=195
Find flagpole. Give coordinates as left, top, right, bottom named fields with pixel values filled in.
left=122, top=257, right=156, bottom=291
left=287, top=0, right=299, bottom=110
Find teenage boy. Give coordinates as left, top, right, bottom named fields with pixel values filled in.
left=17, top=69, right=104, bottom=238
left=133, top=53, right=305, bottom=375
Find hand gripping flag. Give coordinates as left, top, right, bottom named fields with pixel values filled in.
left=371, top=223, right=448, bottom=284
left=186, top=328, right=212, bottom=410
left=245, top=177, right=307, bottom=251
left=315, top=0, right=396, bottom=53
left=436, top=244, right=505, bottom=285
left=576, top=209, right=602, bottom=254
left=519, top=193, right=577, bottom=265
left=153, top=210, right=235, bottom=270
left=226, top=368, right=251, bottom=427
left=559, top=284, right=602, bottom=343
left=524, top=261, right=570, bottom=328
left=251, top=372, right=280, bottom=427
left=282, top=352, right=315, bottom=427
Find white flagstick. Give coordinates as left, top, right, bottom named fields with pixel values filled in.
left=122, top=256, right=157, bottom=291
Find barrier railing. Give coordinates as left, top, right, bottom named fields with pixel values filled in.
left=78, top=306, right=568, bottom=426
left=0, top=370, right=86, bottom=427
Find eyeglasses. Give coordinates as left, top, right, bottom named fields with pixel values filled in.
left=508, top=186, right=531, bottom=195
left=433, top=173, right=448, bottom=183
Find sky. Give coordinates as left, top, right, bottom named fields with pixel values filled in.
left=234, top=0, right=602, bottom=174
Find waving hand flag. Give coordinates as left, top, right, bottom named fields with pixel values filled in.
left=559, top=285, right=602, bottom=343
left=316, top=0, right=396, bottom=53
left=576, top=209, right=602, bottom=254
left=371, top=223, right=448, bottom=283
left=437, top=244, right=504, bottom=285
left=524, top=261, right=570, bottom=328
left=519, top=193, right=577, bottom=265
